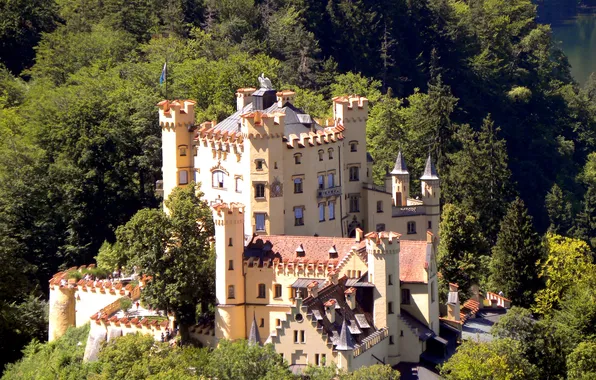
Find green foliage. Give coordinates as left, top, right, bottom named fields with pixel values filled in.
left=440, top=338, right=538, bottom=380
left=534, top=233, right=594, bottom=314
left=2, top=324, right=90, bottom=379
left=545, top=184, right=574, bottom=236
left=112, top=183, right=214, bottom=342
left=344, top=364, right=401, bottom=379
left=438, top=203, right=488, bottom=297
left=567, top=341, right=596, bottom=380
left=119, top=297, right=133, bottom=314
left=489, top=197, right=544, bottom=307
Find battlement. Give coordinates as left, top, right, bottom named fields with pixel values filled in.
left=212, top=202, right=245, bottom=223
left=276, top=90, right=296, bottom=106
left=332, top=95, right=369, bottom=109
left=157, top=99, right=196, bottom=128
left=285, top=127, right=345, bottom=149
left=365, top=231, right=401, bottom=255
left=240, top=110, right=286, bottom=138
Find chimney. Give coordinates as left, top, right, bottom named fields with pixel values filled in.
left=307, top=281, right=319, bottom=298
left=328, top=270, right=338, bottom=285
left=355, top=228, right=364, bottom=243
left=276, top=90, right=296, bottom=107
left=345, top=287, right=356, bottom=310
left=324, top=299, right=337, bottom=323
left=236, top=88, right=256, bottom=111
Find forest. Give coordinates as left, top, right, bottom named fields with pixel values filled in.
left=2, top=0, right=596, bottom=378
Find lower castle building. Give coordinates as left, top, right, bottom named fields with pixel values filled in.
left=209, top=202, right=444, bottom=371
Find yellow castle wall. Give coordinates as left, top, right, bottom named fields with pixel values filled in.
left=48, top=286, right=76, bottom=341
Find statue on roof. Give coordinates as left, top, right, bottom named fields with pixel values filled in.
left=258, top=73, right=273, bottom=90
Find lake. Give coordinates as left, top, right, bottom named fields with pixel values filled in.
left=540, top=4, right=596, bottom=85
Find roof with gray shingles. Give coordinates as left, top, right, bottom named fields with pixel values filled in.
left=420, top=154, right=439, bottom=180
left=391, top=150, right=409, bottom=174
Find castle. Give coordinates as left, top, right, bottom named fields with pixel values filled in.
left=48, top=78, right=452, bottom=371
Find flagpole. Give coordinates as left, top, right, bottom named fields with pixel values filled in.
left=165, top=55, right=168, bottom=101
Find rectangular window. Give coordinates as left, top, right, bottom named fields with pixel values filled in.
left=294, top=330, right=299, bottom=343
left=407, top=221, right=416, bottom=234
left=256, top=160, right=264, bottom=170
left=294, top=178, right=303, bottom=193
left=318, top=175, right=324, bottom=190
left=258, top=284, right=266, bottom=298
left=274, top=284, right=282, bottom=298
left=276, top=318, right=281, bottom=327
left=212, top=171, right=224, bottom=188
left=431, top=281, right=436, bottom=303
left=389, top=335, right=394, bottom=345
left=349, top=166, right=359, bottom=181
left=260, top=318, right=265, bottom=328
left=179, top=170, right=188, bottom=185
left=300, top=330, right=305, bottom=343
left=228, top=285, right=235, bottom=299
left=349, top=196, right=360, bottom=213
left=235, top=177, right=243, bottom=193
left=402, top=289, right=411, bottom=305
left=327, top=173, right=334, bottom=188
left=388, top=302, right=394, bottom=314
left=328, top=202, right=335, bottom=220
left=294, top=154, right=302, bottom=164
left=315, top=354, right=320, bottom=366
left=294, top=207, right=304, bottom=226
left=255, top=213, right=266, bottom=232
left=321, top=354, right=326, bottom=366
left=377, top=201, right=383, bottom=213
left=319, top=203, right=325, bottom=222
left=388, top=274, right=393, bottom=285
left=255, top=183, right=265, bottom=199
left=428, top=221, right=432, bottom=229
left=228, top=260, right=234, bottom=270
left=350, top=142, right=358, bottom=152
left=179, top=146, right=187, bottom=156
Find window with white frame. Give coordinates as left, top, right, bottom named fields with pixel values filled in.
left=349, top=166, right=359, bottom=181
left=255, top=213, right=266, bottom=232
left=294, top=177, right=303, bottom=193
left=179, top=170, right=188, bottom=185
left=255, top=183, right=265, bottom=199
left=212, top=170, right=225, bottom=188
left=327, top=172, right=335, bottom=188
left=407, top=221, right=416, bottom=234
left=235, top=177, right=243, bottom=192
left=328, top=201, right=335, bottom=220
left=318, top=174, right=324, bottom=190
left=294, top=207, right=304, bottom=226
left=319, top=203, right=325, bottom=222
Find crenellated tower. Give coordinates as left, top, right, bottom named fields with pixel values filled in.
left=213, top=202, right=247, bottom=341
left=420, top=155, right=440, bottom=237
left=391, top=151, right=410, bottom=206
left=157, top=100, right=196, bottom=206
left=365, top=231, right=401, bottom=365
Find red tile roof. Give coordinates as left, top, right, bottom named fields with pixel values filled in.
left=399, top=240, right=429, bottom=283
left=245, top=235, right=364, bottom=265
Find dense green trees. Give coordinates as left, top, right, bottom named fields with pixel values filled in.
left=489, top=198, right=544, bottom=308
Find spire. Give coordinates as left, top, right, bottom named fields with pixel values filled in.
left=420, top=154, right=439, bottom=180
left=335, top=318, right=355, bottom=351
left=391, top=151, right=409, bottom=175
left=248, top=313, right=261, bottom=346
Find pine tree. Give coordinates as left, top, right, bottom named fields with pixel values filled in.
left=489, top=197, right=544, bottom=308
left=438, top=204, right=488, bottom=298
left=443, top=116, right=512, bottom=244
left=545, top=183, right=573, bottom=236
left=574, top=184, right=596, bottom=248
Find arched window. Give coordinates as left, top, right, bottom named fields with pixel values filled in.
left=349, top=140, right=358, bottom=152
left=228, top=285, right=235, bottom=299
left=328, top=148, right=334, bottom=159
left=212, top=170, right=225, bottom=188
left=294, top=153, right=302, bottom=164
left=318, top=150, right=324, bottom=161
left=179, top=145, right=188, bottom=156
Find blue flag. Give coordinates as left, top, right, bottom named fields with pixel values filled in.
left=159, top=62, right=167, bottom=85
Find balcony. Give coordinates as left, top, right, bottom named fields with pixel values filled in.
left=362, top=182, right=389, bottom=193
left=317, top=186, right=342, bottom=198
left=392, top=205, right=425, bottom=217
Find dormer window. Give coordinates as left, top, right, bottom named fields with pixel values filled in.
left=349, top=141, right=358, bottom=152
left=296, top=244, right=305, bottom=257
left=328, top=245, right=338, bottom=259
left=294, top=153, right=302, bottom=164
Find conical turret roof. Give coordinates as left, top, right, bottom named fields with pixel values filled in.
left=391, top=151, right=409, bottom=175
left=335, top=318, right=355, bottom=351
left=248, top=313, right=261, bottom=346
left=420, top=154, right=439, bottom=180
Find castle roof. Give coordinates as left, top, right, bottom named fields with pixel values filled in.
left=399, top=240, right=430, bottom=283
left=391, top=150, right=409, bottom=175
left=420, top=154, right=439, bottom=180
left=244, top=235, right=365, bottom=265
left=211, top=102, right=324, bottom=138
left=302, top=277, right=377, bottom=349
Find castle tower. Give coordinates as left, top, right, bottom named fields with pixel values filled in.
left=391, top=151, right=409, bottom=206
left=48, top=285, right=76, bottom=341
left=157, top=100, right=196, bottom=206
left=241, top=98, right=286, bottom=235
left=365, top=231, right=401, bottom=365
left=213, top=202, right=247, bottom=341
left=420, top=155, right=440, bottom=237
